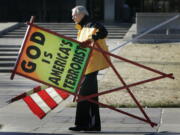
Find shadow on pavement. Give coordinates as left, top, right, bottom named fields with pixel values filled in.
left=0, top=131, right=179, bottom=135
left=0, top=132, right=72, bottom=135
left=145, top=131, right=180, bottom=135
left=81, top=131, right=150, bottom=134
left=80, top=131, right=180, bottom=135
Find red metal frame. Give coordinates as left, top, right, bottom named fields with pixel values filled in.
left=10, top=16, right=175, bottom=128
left=91, top=43, right=154, bottom=127
left=80, top=94, right=157, bottom=127
left=77, top=73, right=173, bottom=102
left=77, top=43, right=174, bottom=79
left=75, top=42, right=174, bottom=127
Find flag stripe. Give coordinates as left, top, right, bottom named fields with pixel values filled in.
left=23, top=96, right=46, bottom=119
left=31, top=93, right=51, bottom=113
left=55, top=88, right=69, bottom=99
left=22, top=86, right=70, bottom=119
left=45, top=87, right=63, bottom=104
left=38, top=90, right=58, bottom=109
left=34, top=85, right=42, bottom=92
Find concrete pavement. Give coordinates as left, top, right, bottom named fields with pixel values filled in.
left=0, top=100, right=180, bottom=134
left=0, top=23, right=20, bottom=37
left=0, top=72, right=179, bottom=134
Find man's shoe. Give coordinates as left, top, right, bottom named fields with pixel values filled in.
left=69, top=126, right=84, bottom=131
left=69, top=126, right=101, bottom=132
left=86, top=127, right=101, bottom=132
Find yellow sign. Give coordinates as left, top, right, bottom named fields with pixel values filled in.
left=14, top=25, right=91, bottom=93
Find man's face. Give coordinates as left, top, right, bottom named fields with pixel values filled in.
left=72, top=11, right=84, bottom=23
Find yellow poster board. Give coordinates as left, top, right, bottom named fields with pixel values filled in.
left=12, top=25, right=91, bottom=93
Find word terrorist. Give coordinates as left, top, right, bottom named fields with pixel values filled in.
left=49, top=39, right=88, bottom=90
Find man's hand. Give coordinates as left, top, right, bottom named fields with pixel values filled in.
left=82, top=39, right=94, bottom=45
left=81, top=39, right=95, bottom=48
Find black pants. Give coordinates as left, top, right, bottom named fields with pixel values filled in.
left=75, top=71, right=101, bottom=129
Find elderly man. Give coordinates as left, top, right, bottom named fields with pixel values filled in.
left=69, top=5, right=110, bottom=132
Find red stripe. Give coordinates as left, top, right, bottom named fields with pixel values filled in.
left=38, top=90, right=58, bottom=109
left=33, top=85, right=42, bottom=92
left=55, top=88, right=69, bottom=99
left=23, top=96, right=46, bottom=119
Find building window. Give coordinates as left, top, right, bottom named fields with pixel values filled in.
left=143, top=0, right=180, bottom=12
left=87, top=0, right=104, bottom=21
left=0, top=0, right=75, bottom=22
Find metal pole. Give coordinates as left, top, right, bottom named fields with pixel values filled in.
left=110, top=14, right=180, bottom=52
left=10, top=16, right=35, bottom=80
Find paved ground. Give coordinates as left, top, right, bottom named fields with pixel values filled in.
left=0, top=101, right=180, bottom=134
left=0, top=72, right=179, bottom=135
left=0, top=23, right=18, bottom=32
left=0, top=23, right=180, bottom=135
left=0, top=23, right=19, bottom=37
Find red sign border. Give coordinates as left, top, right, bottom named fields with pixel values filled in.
left=10, top=17, right=93, bottom=97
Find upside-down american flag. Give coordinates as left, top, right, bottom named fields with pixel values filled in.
left=8, top=85, right=70, bottom=119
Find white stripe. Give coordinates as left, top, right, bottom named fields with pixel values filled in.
left=30, top=93, right=51, bottom=113
left=45, top=87, right=63, bottom=104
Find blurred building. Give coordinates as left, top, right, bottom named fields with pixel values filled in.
left=0, top=0, right=180, bottom=22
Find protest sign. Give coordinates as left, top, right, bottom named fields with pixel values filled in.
left=12, top=24, right=91, bottom=93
